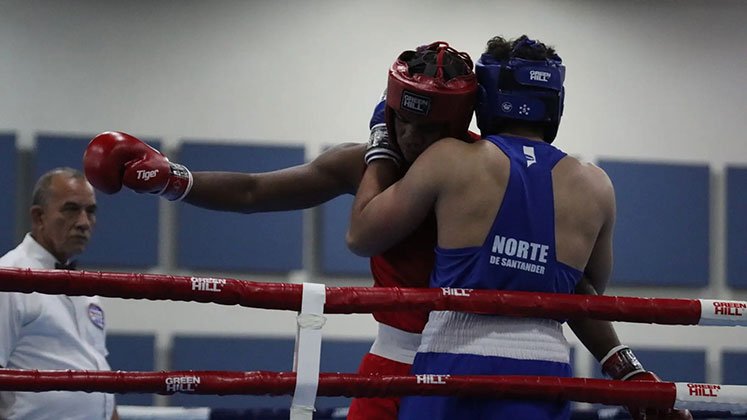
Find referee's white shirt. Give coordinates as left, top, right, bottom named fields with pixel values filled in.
left=0, top=233, right=115, bottom=420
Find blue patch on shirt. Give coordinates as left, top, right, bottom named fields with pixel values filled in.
left=88, top=303, right=105, bottom=330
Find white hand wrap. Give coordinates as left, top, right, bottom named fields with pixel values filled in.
left=159, top=162, right=193, bottom=201
left=364, top=123, right=403, bottom=167
left=601, top=345, right=646, bottom=380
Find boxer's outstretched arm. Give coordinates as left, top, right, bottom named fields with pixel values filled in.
left=185, top=142, right=366, bottom=213
left=84, top=131, right=367, bottom=214
left=85, top=96, right=386, bottom=213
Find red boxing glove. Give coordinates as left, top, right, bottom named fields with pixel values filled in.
left=601, top=346, right=692, bottom=420
left=83, top=131, right=192, bottom=201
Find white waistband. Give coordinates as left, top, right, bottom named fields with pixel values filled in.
left=418, top=311, right=570, bottom=364
left=369, top=323, right=422, bottom=364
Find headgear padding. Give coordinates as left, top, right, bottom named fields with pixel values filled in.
left=386, top=42, right=477, bottom=141
left=475, top=37, right=565, bottom=143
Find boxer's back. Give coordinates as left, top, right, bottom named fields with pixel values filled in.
left=432, top=135, right=613, bottom=278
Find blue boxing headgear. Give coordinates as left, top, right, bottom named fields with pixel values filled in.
left=475, top=37, right=565, bottom=143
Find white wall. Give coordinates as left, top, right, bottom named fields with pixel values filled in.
left=2, top=0, right=747, bottom=382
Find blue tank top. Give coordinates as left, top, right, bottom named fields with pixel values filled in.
left=431, top=134, right=582, bottom=294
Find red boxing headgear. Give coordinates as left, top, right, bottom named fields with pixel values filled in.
left=386, top=42, right=478, bottom=141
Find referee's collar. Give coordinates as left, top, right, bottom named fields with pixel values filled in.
left=20, top=233, right=65, bottom=269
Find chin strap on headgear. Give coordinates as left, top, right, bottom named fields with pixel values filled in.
left=475, top=37, right=566, bottom=143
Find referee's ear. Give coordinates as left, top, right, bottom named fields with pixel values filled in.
left=30, top=205, right=44, bottom=229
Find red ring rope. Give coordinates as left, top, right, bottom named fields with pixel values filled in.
left=0, top=267, right=703, bottom=324
left=0, top=370, right=676, bottom=409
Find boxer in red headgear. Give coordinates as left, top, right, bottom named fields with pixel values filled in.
left=83, top=41, right=477, bottom=420
left=370, top=42, right=478, bottom=167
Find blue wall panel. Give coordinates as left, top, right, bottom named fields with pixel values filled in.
left=723, top=352, right=747, bottom=384
left=34, top=134, right=160, bottom=268
left=177, top=143, right=304, bottom=272
left=592, top=349, right=706, bottom=383
left=320, top=195, right=370, bottom=276
left=170, top=336, right=371, bottom=409
left=599, top=160, right=709, bottom=286
left=726, top=167, right=747, bottom=288
left=0, top=134, right=17, bottom=254
left=106, top=333, right=156, bottom=405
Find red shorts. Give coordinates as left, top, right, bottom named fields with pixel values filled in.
left=346, top=352, right=412, bottom=420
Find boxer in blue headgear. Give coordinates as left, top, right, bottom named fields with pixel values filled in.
left=348, top=35, right=692, bottom=420
left=475, top=35, right=565, bottom=143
